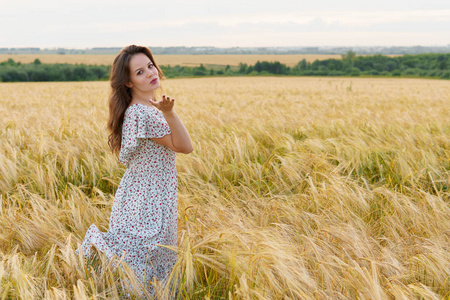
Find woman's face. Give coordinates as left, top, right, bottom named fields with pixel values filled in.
left=126, top=52, right=160, bottom=96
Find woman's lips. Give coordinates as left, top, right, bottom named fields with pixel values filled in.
left=150, top=78, right=158, bottom=84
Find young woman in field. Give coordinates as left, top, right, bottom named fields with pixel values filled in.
left=77, top=45, right=193, bottom=295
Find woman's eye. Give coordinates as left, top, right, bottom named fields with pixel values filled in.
left=148, top=64, right=154, bottom=69
left=137, top=70, right=143, bottom=75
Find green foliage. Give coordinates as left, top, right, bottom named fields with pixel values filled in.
left=0, top=59, right=110, bottom=82
left=238, top=63, right=248, bottom=74
left=193, top=64, right=207, bottom=76
left=341, top=50, right=356, bottom=69
left=294, top=53, right=450, bottom=79
left=1, top=53, right=449, bottom=82
left=392, top=70, right=402, bottom=76
left=350, top=67, right=361, bottom=76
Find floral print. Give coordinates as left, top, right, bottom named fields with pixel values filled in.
left=78, top=103, right=178, bottom=294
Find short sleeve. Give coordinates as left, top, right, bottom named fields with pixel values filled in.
left=118, top=105, right=171, bottom=166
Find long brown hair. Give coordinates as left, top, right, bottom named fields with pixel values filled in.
left=107, top=45, right=165, bottom=155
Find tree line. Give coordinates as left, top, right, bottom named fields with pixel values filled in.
left=0, top=59, right=109, bottom=82
left=1, top=52, right=449, bottom=82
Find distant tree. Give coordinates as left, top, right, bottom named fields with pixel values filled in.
left=193, top=64, right=207, bottom=76
left=385, top=61, right=397, bottom=72
left=299, top=59, right=308, bottom=70
left=30, top=70, right=49, bottom=81
left=311, top=60, right=321, bottom=70
left=342, top=50, right=356, bottom=69
left=291, top=59, right=309, bottom=74
left=350, top=67, right=361, bottom=76
left=90, top=66, right=107, bottom=79
left=238, top=63, right=247, bottom=74
left=73, top=66, right=88, bottom=80
left=198, top=64, right=206, bottom=71
left=254, top=61, right=262, bottom=72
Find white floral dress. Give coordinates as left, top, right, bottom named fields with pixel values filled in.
left=78, top=103, right=178, bottom=292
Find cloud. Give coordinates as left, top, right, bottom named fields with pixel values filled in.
left=151, top=9, right=450, bottom=27
left=93, top=9, right=450, bottom=31
left=1, top=1, right=449, bottom=48
left=95, top=10, right=450, bottom=36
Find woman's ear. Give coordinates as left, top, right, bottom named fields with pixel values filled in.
left=125, top=82, right=133, bottom=88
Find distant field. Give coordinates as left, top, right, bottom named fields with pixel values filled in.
left=1, top=54, right=350, bottom=67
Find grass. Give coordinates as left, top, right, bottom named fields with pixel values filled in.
left=0, top=77, right=449, bottom=299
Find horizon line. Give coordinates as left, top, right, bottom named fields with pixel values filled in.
left=2, top=44, right=450, bottom=50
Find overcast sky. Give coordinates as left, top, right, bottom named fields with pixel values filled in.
left=1, top=0, right=449, bottom=48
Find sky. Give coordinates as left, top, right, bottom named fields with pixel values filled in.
left=1, top=0, right=449, bottom=48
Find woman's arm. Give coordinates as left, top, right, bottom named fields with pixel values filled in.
left=149, top=95, right=193, bottom=154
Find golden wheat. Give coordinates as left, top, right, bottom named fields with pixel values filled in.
left=0, top=77, right=449, bottom=299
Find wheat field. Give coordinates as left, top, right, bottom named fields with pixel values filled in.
left=0, top=77, right=449, bottom=299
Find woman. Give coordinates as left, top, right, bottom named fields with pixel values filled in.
left=78, top=45, right=193, bottom=295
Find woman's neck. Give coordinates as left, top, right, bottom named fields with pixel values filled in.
left=130, top=91, right=155, bottom=106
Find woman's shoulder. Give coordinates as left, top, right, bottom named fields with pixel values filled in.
left=126, top=103, right=159, bottom=116
left=123, top=103, right=165, bottom=127
left=124, top=104, right=147, bottom=122
left=125, top=103, right=143, bottom=115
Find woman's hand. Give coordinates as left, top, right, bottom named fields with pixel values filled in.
left=149, top=95, right=174, bottom=113
left=149, top=94, right=193, bottom=154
